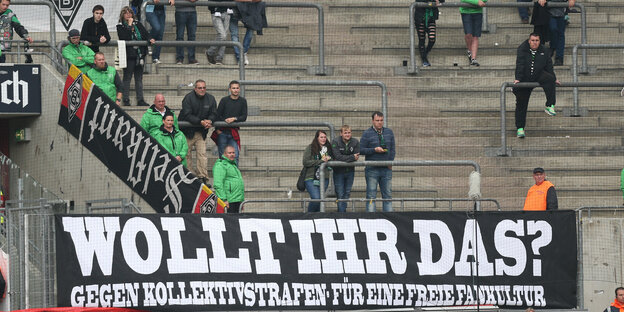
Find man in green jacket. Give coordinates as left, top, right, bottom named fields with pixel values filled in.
left=460, top=0, right=487, bottom=66
left=213, top=145, right=244, bottom=213
left=140, top=93, right=179, bottom=135
left=152, top=111, right=188, bottom=166
left=62, top=29, right=94, bottom=73
left=87, top=52, right=123, bottom=104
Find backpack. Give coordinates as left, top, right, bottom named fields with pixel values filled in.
left=296, top=167, right=306, bottom=192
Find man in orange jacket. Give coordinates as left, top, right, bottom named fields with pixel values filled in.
left=523, top=167, right=558, bottom=210
left=604, top=287, right=624, bottom=312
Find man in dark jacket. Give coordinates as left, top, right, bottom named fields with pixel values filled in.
left=331, top=125, right=359, bottom=212
left=359, top=111, right=395, bottom=212
left=513, top=33, right=560, bottom=138
left=80, top=5, right=111, bottom=53
left=214, top=80, right=247, bottom=162
left=179, top=80, right=217, bottom=184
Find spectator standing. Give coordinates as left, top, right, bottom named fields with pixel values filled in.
left=460, top=0, right=486, bottom=66
left=152, top=111, right=188, bottom=166
left=523, top=167, right=558, bottom=210
left=140, top=93, right=179, bottom=135
left=414, top=0, right=444, bottom=67
left=604, top=287, right=624, bottom=312
left=213, top=145, right=245, bottom=213
left=214, top=80, right=247, bottom=162
left=145, top=0, right=173, bottom=64
left=531, top=0, right=551, bottom=45
left=548, top=0, right=576, bottom=66
left=87, top=52, right=123, bottom=104
left=80, top=5, right=111, bottom=53
left=117, top=6, right=155, bottom=107
left=230, top=0, right=266, bottom=65
left=330, top=125, right=359, bottom=213
left=179, top=80, right=217, bottom=184
left=360, top=112, right=395, bottom=212
left=0, top=0, right=33, bottom=63
left=517, top=0, right=532, bottom=24
left=206, top=0, right=230, bottom=65
left=62, top=29, right=94, bottom=73
left=175, top=0, right=199, bottom=65
left=513, top=33, right=559, bottom=138
left=302, top=130, right=332, bottom=213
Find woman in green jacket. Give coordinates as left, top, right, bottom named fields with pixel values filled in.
left=302, top=130, right=332, bottom=212
left=152, top=112, right=188, bottom=166
left=213, top=145, right=245, bottom=213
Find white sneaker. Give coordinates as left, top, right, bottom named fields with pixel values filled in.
left=152, top=59, right=161, bottom=64
left=244, top=53, right=249, bottom=65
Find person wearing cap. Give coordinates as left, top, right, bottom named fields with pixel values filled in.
left=62, top=29, right=95, bottom=73
left=523, top=167, right=558, bottom=211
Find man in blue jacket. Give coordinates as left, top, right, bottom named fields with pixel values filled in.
left=359, top=111, right=395, bottom=212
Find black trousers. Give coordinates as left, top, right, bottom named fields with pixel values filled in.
left=228, top=202, right=241, bottom=213
left=513, top=71, right=556, bottom=129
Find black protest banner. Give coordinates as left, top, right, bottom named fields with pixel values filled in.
left=0, top=64, right=41, bottom=115
left=55, top=211, right=577, bottom=310
left=58, top=65, right=223, bottom=213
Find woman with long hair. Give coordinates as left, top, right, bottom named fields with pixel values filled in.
left=117, top=6, right=155, bottom=106
left=302, top=130, right=332, bottom=212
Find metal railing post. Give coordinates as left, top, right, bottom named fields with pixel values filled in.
left=13, top=1, right=56, bottom=47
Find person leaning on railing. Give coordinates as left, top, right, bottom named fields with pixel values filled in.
left=80, top=4, right=111, bottom=53
left=62, top=29, right=94, bottom=74
left=0, top=0, right=33, bottom=63
left=414, top=0, right=444, bottom=67
left=87, top=52, right=123, bottom=105
left=117, top=6, right=155, bottom=107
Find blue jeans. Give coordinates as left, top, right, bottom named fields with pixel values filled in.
left=365, top=167, right=392, bottom=212
left=517, top=0, right=531, bottom=20
left=175, top=11, right=197, bottom=62
left=305, top=179, right=329, bottom=213
left=333, top=171, right=354, bottom=212
left=146, top=8, right=166, bottom=60
left=549, top=16, right=566, bottom=59
left=217, top=131, right=239, bottom=162
left=229, top=15, right=253, bottom=61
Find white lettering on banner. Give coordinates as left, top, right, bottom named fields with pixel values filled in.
left=359, top=219, right=407, bottom=274
left=239, top=219, right=285, bottom=274
left=494, top=220, right=526, bottom=276
left=526, top=220, right=553, bottom=277
left=121, top=217, right=163, bottom=275
left=68, top=282, right=547, bottom=308
left=1, top=70, right=28, bottom=107
left=413, top=220, right=455, bottom=275
left=455, top=219, right=494, bottom=276
left=62, top=217, right=556, bottom=277
left=163, top=165, right=196, bottom=213
left=164, top=217, right=209, bottom=274
left=62, top=217, right=120, bottom=276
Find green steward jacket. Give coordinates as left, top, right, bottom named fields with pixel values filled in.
left=140, top=105, right=179, bottom=135
left=86, top=65, right=119, bottom=101
left=152, top=125, right=188, bottom=166
left=460, top=0, right=487, bottom=14
left=62, top=43, right=95, bottom=73
left=212, top=156, right=245, bottom=203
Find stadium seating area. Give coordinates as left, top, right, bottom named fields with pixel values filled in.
left=86, top=0, right=623, bottom=213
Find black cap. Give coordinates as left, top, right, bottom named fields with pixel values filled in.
left=68, top=29, right=80, bottom=38
left=533, top=167, right=545, bottom=174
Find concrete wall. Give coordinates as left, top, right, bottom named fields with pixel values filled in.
left=7, top=64, right=154, bottom=213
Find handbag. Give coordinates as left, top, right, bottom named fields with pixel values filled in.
left=296, top=167, right=306, bottom=192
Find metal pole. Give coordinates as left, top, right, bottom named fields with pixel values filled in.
left=572, top=45, right=580, bottom=117
left=499, top=82, right=510, bottom=156
left=577, top=3, right=587, bottom=73
left=408, top=3, right=418, bottom=75
left=13, top=1, right=56, bottom=46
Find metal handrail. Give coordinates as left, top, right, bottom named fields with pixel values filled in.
left=237, top=80, right=389, bottom=127
left=140, top=0, right=327, bottom=75
left=319, top=160, right=481, bottom=212
left=1, top=40, right=66, bottom=74
left=57, top=39, right=245, bottom=81
left=178, top=120, right=337, bottom=141
left=571, top=44, right=624, bottom=116
left=12, top=0, right=56, bottom=47
left=496, top=81, right=624, bottom=157
left=408, top=2, right=586, bottom=74
left=241, top=198, right=501, bottom=213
